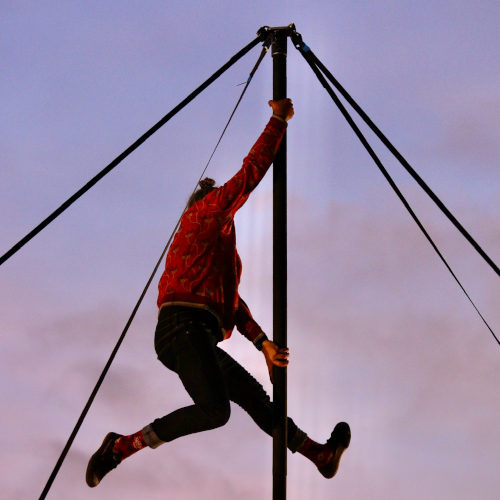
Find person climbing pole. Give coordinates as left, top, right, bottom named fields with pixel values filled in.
left=85, top=98, right=350, bottom=487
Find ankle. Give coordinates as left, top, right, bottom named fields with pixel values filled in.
left=297, top=438, right=332, bottom=467
left=112, top=430, right=146, bottom=460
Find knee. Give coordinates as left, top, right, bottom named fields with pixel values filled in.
left=204, top=400, right=231, bottom=429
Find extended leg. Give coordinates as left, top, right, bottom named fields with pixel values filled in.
left=215, top=346, right=306, bottom=451
left=215, top=346, right=350, bottom=477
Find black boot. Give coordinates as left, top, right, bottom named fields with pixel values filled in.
left=318, top=422, right=351, bottom=478
left=86, top=432, right=123, bottom=487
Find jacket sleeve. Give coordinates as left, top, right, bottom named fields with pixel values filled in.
left=207, top=116, right=287, bottom=218
left=234, top=296, right=268, bottom=350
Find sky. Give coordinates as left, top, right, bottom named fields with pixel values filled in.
left=1, top=1, right=499, bottom=499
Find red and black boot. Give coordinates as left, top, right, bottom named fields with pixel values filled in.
left=86, top=429, right=147, bottom=487
left=298, top=421, right=351, bottom=478
left=86, top=432, right=123, bottom=487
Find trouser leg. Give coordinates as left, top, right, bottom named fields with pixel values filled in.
left=145, top=311, right=230, bottom=446
left=215, top=346, right=307, bottom=452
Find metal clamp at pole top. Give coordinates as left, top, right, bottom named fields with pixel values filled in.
left=257, top=24, right=302, bottom=55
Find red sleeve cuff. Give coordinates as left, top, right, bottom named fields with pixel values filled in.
left=269, top=115, right=288, bottom=129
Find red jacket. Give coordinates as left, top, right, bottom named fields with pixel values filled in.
left=157, top=116, right=287, bottom=344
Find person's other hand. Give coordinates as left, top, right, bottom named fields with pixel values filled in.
left=262, top=340, right=289, bottom=383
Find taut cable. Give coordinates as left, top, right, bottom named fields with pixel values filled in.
left=294, top=38, right=498, bottom=346
left=37, top=32, right=271, bottom=500
left=2, top=31, right=268, bottom=268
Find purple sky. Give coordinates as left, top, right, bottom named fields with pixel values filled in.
left=1, top=2, right=499, bottom=499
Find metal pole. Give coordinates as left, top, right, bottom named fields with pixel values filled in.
left=272, top=28, right=287, bottom=500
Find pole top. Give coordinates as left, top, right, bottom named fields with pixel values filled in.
left=257, top=24, right=299, bottom=57
left=257, top=23, right=299, bottom=41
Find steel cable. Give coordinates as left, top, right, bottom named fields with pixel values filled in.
left=294, top=40, right=499, bottom=346
left=2, top=31, right=268, bottom=268
left=290, top=32, right=499, bottom=277
left=38, top=34, right=271, bottom=500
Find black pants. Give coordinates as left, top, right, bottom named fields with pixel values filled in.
left=147, top=306, right=306, bottom=452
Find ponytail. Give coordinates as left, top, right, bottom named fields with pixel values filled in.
left=187, top=177, right=216, bottom=207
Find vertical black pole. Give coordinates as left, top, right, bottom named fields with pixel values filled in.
left=272, top=30, right=287, bottom=500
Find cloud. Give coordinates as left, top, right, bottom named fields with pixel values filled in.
left=432, top=83, right=500, bottom=168
left=277, top=195, right=499, bottom=498
left=2, top=3, right=499, bottom=498
left=2, top=186, right=498, bottom=500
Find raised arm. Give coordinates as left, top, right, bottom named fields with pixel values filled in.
left=206, top=99, right=294, bottom=218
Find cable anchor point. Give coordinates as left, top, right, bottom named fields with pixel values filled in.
left=258, top=24, right=301, bottom=53
left=289, top=28, right=306, bottom=50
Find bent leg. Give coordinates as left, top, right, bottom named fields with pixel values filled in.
left=215, top=346, right=307, bottom=452
left=146, top=314, right=230, bottom=446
